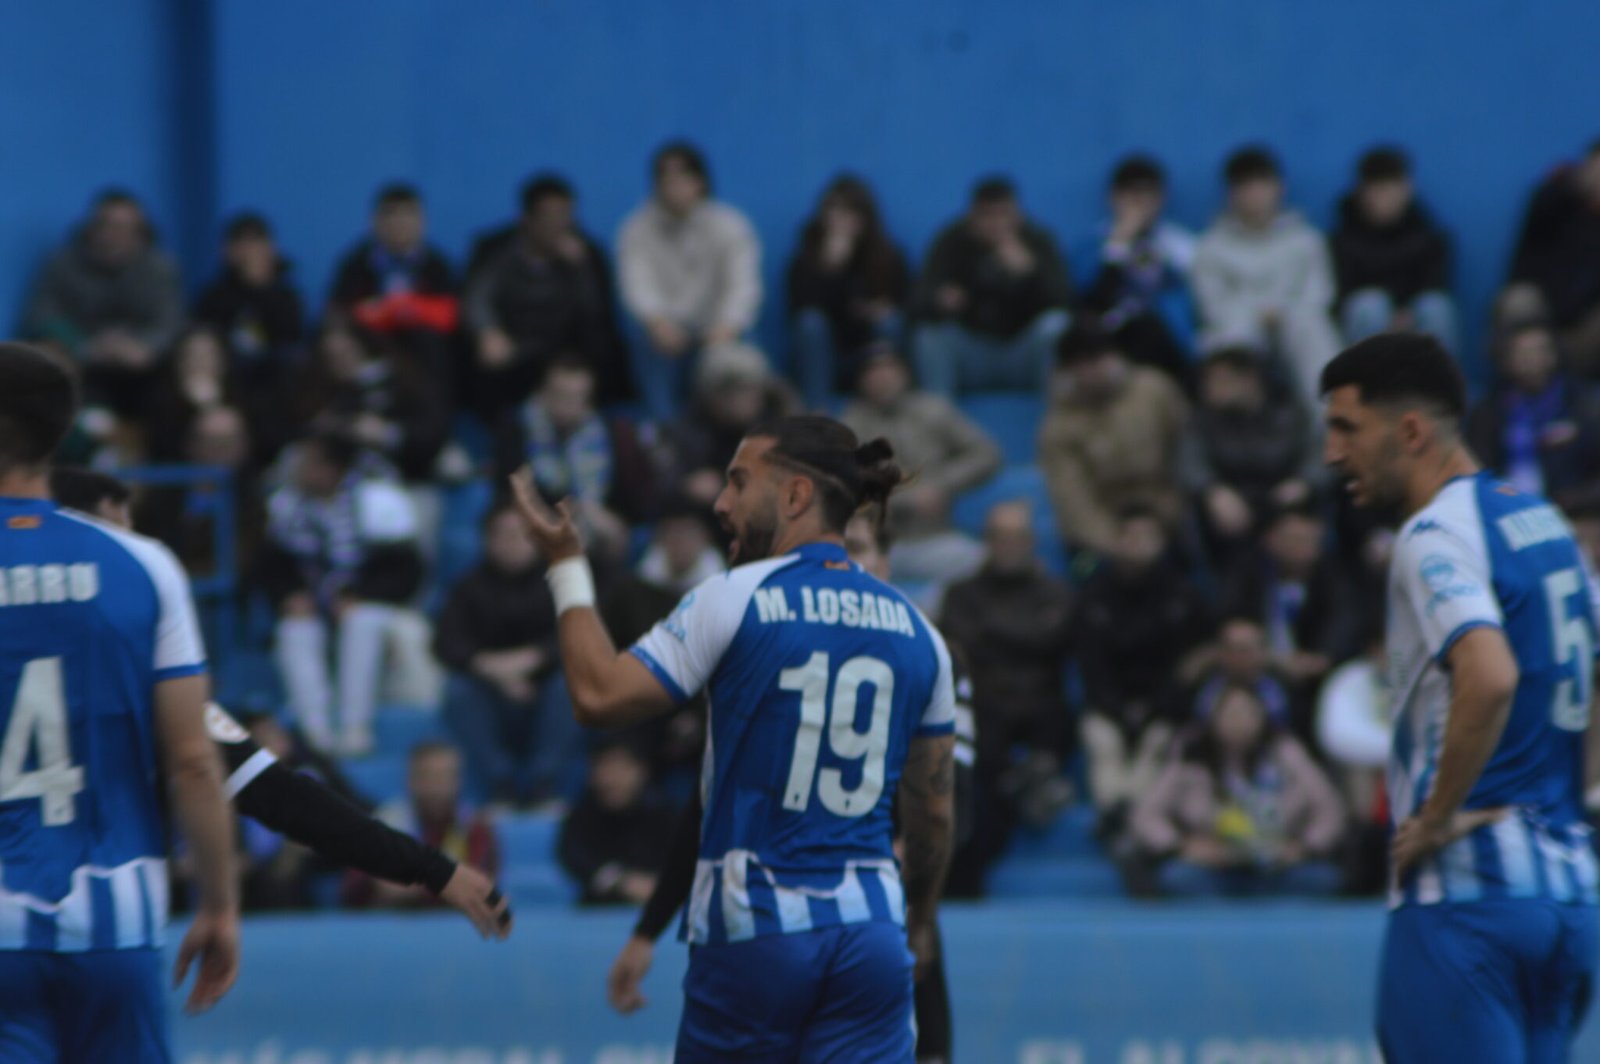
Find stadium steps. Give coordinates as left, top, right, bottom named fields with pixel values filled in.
left=338, top=753, right=409, bottom=807
left=955, top=392, right=1044, bottom=467
left=1005, top=805, right=1102, bottom=861
left=496, top=811, right=577, bottom=905
left=986, top=855, right=1124, bottom=898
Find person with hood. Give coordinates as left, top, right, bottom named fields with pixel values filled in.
left=25, top=189, right=186, bottom=418
left=1192, top=147, right=1341, bottom=411
left=1330, top=147, right=1457, bottom=354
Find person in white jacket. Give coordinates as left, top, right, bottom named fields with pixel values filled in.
left=1193, top=147, right=1341, bottom=412
left=617, top=141, right=763, bottom=422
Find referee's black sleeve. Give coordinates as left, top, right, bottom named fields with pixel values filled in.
left=234, top=762, right=458, bottom=894
left=633, top=790, right=702, bottom=941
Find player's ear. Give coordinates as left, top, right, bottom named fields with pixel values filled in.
left=784, top=474, right=815, bottom=520
left=1396, top=409, right=1428, bottom=453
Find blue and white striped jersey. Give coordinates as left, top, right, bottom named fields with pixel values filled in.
left=1386, top=472, right=1600, bottom=909
left=0, top=499, right=207, bottom=951
left=631, top=541, right=956, bottom=946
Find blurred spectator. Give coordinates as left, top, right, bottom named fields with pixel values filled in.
left=600, top=500, right=723, bottom=777
left=1192, top=344, right=1319, bottom=560
left=558, top=741, right=677, bottom=906
left=940, top=502, right=1074, bottom=857
left=1038, top=325, right=1192, bottom=559
left=492, top=356, right=654, bottom=566
left=1079, top=155, right=1197, bottom=384
left=1076, top=506, right=1213, bottom=831
left=912, top=177, right=1073, bottom=397
left=1221, top=504, right=1364, bottom=721
left=787, top=175, right=911, bottom=408
left=433, top=503, right=575, bottom=809
left=193, top=212, right=307, bottom=397
left=839, top=343, right=1000, bottom=593
left=24, top=189, right=185, bottom=419
left=1331, top=147, right=1457, bottom=353
left=618, top=141, right=762, bottom=422
left=146, top=326, right=250, bottom=465
left=1466, top=320, right=1600, bottom=500
left=327, top=184, right=459, bottom=391
left=1187, top=617, right=1294, bottom=729
left=1193, top=146, right=1340, bottom=410
left=1129, top=683, right=1346, bottom=897
left=1315, top=631, right=1392, bottom=894
left=653, top=342, right=800, bottom=511
left=259, top=432, right=433, bottom=757
left=465, top=175, right=618, bottom=417
left=346, top=741, right=499, bottom=909
left=1507, top=141, right=1600, bottom=373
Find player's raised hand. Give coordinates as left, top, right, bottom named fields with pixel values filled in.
left=607, top=935, right=655, bottom=1014
left=173, top=908, right=240, bottom=1014
left=508, top=467, right=584, bottom=563
left=439, top=863, right=514, bottom=940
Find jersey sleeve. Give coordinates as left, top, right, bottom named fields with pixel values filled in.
left=205, top=703, right=277, bottom=800
left=917, top=624, right=958, bottom=737
left=141, top=538, right=208, bottom=681
left=1394, top=523, right=1503, bottom=663
left=628, top=572, right=754, bottom=704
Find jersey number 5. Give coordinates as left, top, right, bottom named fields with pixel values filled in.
left=779, top=651, right=893, bottom=818
left=1545, top=568, right=1596, bottom=732
left=0, top=657, right=84, bottom=825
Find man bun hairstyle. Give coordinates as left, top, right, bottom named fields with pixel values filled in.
left=1319, top=333, right=1466, bottom=421
left=0, top=343, right=79, bottom=471
left=753, top=416, right=905, bottom=533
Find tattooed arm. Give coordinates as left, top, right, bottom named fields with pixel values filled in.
left=899, top=733, right=956, bottom=979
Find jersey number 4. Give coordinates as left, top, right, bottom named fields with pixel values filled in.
left=779, top=651, right=893, bottom=818
left=1546, top=568, right=1596, bottom=732
left=0, top=657, right=84, bottom=825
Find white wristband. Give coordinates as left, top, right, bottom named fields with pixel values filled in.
left=546, top=556, right=597, bottom=616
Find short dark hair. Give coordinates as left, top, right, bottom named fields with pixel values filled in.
left=652, top=141, right=711, bottom=192
left=971, top=176, right=1017, bottom=205
left=521, top=173, right=575, bottom=214
left=50, top=467, right=129, bottom=514
left=0, top=344, right=79, bottom=472
left=408, top=739, right=458, bottom=764
left=1265, top=499, right=1324, bottom=530
left=1319, top=333, right=1466, bottom=420
left=1224, top=146, right=1281, bottom=187
left=1111, top=155, right=1165, bottom=192
left=1358, top=146, right=1411, bottom=184
left=749, top=416, right=905, bottom=534
left=1115, top=501, right=1166, bottom=527
left=374, top=182, right=422, bottom=209
left=93, top=187, right=143, bottom=212
left=224, top=211, right=272, bottom=242
left=1054, top=322, right=1121, bottom=368
left=1202, top=343, right=1267, bottom=376
left=301, top=428, right=361, bottom=473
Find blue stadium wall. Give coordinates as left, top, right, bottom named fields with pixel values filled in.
left=3, top=1, right=1596, bottom=384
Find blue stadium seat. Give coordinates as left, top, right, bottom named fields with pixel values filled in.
left=338, top=754, right=410, bottom=807
left=496, top=812, right=578, bottom=905
left=372, top=707, right=448, bottom=759
left=950, top=465, right=1066, bottom=574
left=1006, top=806, right=1102, bottom=861
left=432, top=478, right=493, bottom=603
left=957, top=393, right=1045, bottom=466
left=985, top=855, right=1124, bottom=899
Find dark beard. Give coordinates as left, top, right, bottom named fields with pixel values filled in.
left=731, top=520, right=776, bottom=565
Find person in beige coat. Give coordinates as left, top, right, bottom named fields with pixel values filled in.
left=1129, top=683, right=1348, bottom=897
left=1037, top=324, right=1193, bottom=560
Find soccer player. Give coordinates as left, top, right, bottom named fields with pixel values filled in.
left=1321, top=333, right=1600, bottom=1063
left=48, top=467, right=513, bottom=940
left=605, top=509, right=977, bottom=1062
left=0, top=343, right=239, bottom=1062
left=510, top=416, right=957, bottom=1062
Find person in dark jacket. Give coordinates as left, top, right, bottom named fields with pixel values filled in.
left=1466, top=320, right=1600, bottom=501
left=1192, top=344, right=1320, bottom=561
left=559, top=739, right=678, bottom=906
left=433, top=503, right=576, bottom=807
left=939, top=501, right=1075, bottom=862
left=1507, top=141, right=1600, bottom=373
left=260, top=431, right=428, bottom=757
left=327, top=184, right=460, bottom=393
left=24, top=189, right=186, bottom=419
left=1331, top=147, right=1457, bottom=354
left=912, top=177, right=1073, bottom=397
left=465, top=175, right=620, bottom=417
left=193, top=212, right=306, bottom=398
left=787, top=175, right=911, bottom=408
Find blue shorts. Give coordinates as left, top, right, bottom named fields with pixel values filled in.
left=677, top=921, right=915, bottom=1063
left=0, top=948, right=169, bottom=1063
left=1378, top=900, right=1598, bottom=1064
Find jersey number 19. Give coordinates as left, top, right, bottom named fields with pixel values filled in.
left=779, top=651, right=893, bottom=818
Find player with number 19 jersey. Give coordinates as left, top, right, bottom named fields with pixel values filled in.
left=1386, top=472, right=1600, bottom=908
left=631, top=541, right=955, bottom=947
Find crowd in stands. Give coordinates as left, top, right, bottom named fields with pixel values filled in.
left=32, top=135, right=1600, bottom=908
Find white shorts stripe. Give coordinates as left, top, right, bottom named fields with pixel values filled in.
left=53, top=868, right=91, bottom=953
left=110, top=863, right=145, bottom=949
left=1494, top=817, right=1539, bottom=898
left=774, top=884, right=813, bottom=934
left=688, top=861, right=715, bottom=944
left=720, top=852, right=756, bottom=943
left=876, top=867, right=906, bottom=926
left=835, top=867, right=870, bottom=924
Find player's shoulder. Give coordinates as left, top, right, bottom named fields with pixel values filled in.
left=1397, top=475, right=1490, bottom=556
left=53, top=507, right=189, bottom=587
